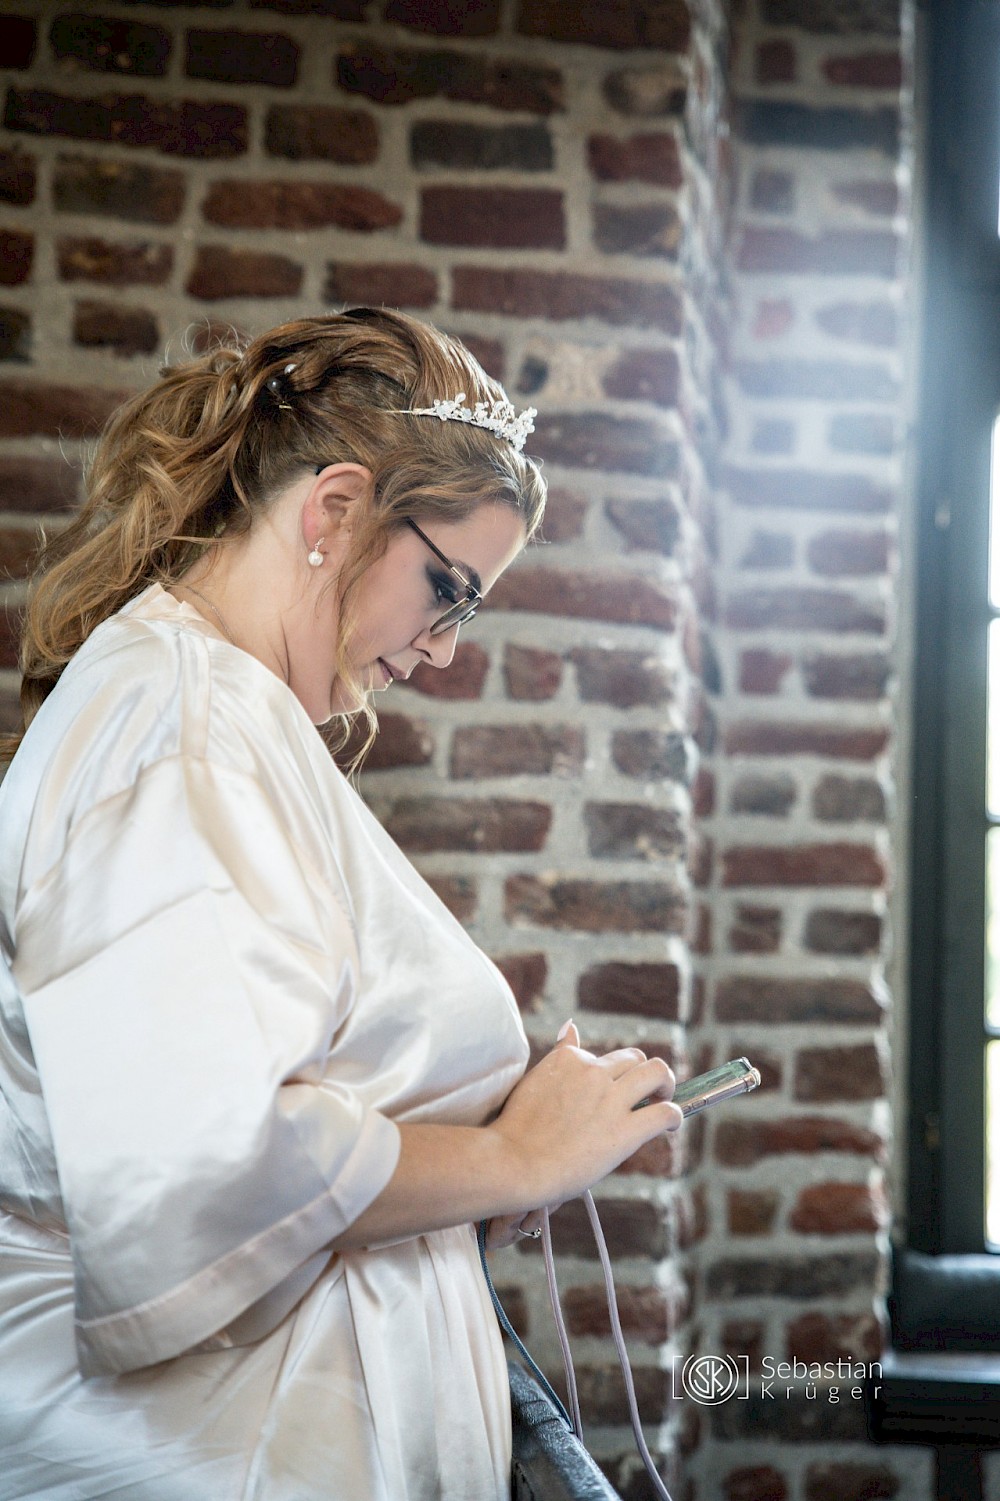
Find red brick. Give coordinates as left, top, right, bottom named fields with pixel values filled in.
left=0, top=15, right=36, bottom=69
left=752, top=298, right=794, bottom=338
left=73, top=299, right=159, bottom=356
left=53, top=154, right=185, bottom=225
left=823, top=52, right=903, bottom=89
left=0, top=456, right=80, bottom=513
left=0, top=307, right=30, bottom=362
left=503, top=645, right=561, bottom=701
left=714, top=1116, right=886, bottom=1167
left=49, top=14, right=171, bottom=77
left=707, top=1249, right=881, bottom=1305
left=383, top=798, right=550, bottom=854
left=451, top=724, right=583, bottom=778
left=564, top=1284, right=676, bottom=1343
left=727, top=467, right=893, bottom=514
left=605, top=496, right=681, bottom=555
left=4, top=90, right=248, bottom=159
left=574, top=1364, right=669, bottom=1427
left=807, top=528, right=890, bottom=576
left=385, top=0, right=500, bottom=34
left=424, top=874, right=477, bottom=922
left=516, top=0, right=690, bottom=50
left=751, top=171, right=795, bottom=215
left=571, top=646, right=674, bottom=708
left=611, top=729, right=689, bottom=781
left=726, top=587, right=884, bottom=634
left=488, top=567, right=676, bottom=630
left=730, top=904, right=782, bottom=954
left=804, top=908, right=882, bottom=954
left=412, top=120, right=551, bottom=171
left=833, top=179, right=900, bottom=216
left=186, top=247, right=302, bottom=299
left=740, top=648, right=793, bottom=694
left=420, top=187, right=564, bottom=249
left=264, top=104, right=378, bottom=163
left=0, top=607, right=23, bottom=669
left=621, top=1129, right=685, bottom=1178
left=405, top=642, right=487, bottom=699
left=716, top=974, right=886, bottom=1025
left=728, top=1188, right=780, bottom=1236
left=795, top=1043, right=887, bottom=1103
left=452, top=266, right=682, bottom=333
left=493, top=952, right=546, bottom=1013
left=724, top=1466, right=789, bottom=1501
left=363, top=712, right=434, bottom=770
left=756, top=39, right=795, bottom=83
left=256, top=0, right=367, bottom=13
left=790, top=1180, right=888, bottom=1234
left=185, top=28, right=299, bottom=87
left=0, top=379, right=126, bottom=438
left=788, top=1311, right=883, bottom=1368
left=803, top=652, right=890, bottom=701
left=804, top=1461, right=899, bottom=1501
left=524, top=1197, right=672, bottom=1260
left=577, top=961, right=681, bottom=1020
left=815, top=300, right=897, bottom=347
left=812, top=774, right=886, bottom=820
left=324, top=260, right=436, bottom=310
left=602, top=348, right=680, bottom=407
left=693, top=767, right=715, bottom=817
left=337, top=43, right=564, bottom=113
left=593, top=202, right=681, bottom=258
left=0, top=524, right=40, bottom=579
left=725, top=722, right=888, bottom=760
left=738, top=225, right=900, bottom=277
left=723, top=843, right=886, bottom=889
left=730, top=773, right=796, bottom=816
left=530, top=413, right=677, bottom=477
left=585, top=803, right=685, bottom=861
left=505, top=876, right=687, bottom=933
left=57, top=236, right=172, bottom=285
left=0, top=149, right=36, bottom=206
left=736, top=359, right=898, bottom=402
left=204, top=180, right=401, bottom=232
left=587, top=131, right=681, bottom=187
left=0, top=230, right=33, bottom=287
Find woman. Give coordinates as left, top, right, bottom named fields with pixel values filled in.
left=0, top=308, right=681, bottom=1500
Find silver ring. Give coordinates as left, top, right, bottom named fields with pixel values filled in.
left=516, top=1227, right=542, bottom=1239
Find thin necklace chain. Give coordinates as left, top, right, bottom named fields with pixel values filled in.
left=180, top=583, right=238, bottom=648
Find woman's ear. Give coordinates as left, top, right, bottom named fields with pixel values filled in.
left=303, top=463, right=373, bottom=550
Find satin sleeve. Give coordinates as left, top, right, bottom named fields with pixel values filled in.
left=11, top=755, right=401, bottom=1378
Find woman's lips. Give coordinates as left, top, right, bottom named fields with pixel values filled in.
left=378, top=658, right=394, bottom=686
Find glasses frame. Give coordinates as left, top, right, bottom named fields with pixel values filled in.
left=405, top=518, right=483, bottom=636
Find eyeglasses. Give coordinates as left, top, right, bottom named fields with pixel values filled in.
left=406, top=518, right=483, bottom=636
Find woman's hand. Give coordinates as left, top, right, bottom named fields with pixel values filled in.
left=483, top=1021, right=682, bottom=1235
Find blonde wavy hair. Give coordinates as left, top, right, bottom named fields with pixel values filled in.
left=2, top=308, right=546, bottom=765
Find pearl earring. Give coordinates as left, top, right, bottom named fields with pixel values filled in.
left=308, top=537, right=325, bottom=568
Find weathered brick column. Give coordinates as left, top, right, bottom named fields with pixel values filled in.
left=0, top=3, right=733, bottom=1494
left=689, top=2, right=929, bottom=1498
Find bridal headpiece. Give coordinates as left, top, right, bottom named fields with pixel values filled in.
left=396, top=393, right=536, bottom=453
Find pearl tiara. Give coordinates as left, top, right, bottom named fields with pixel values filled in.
left=395, top=393, right=536, bottom=453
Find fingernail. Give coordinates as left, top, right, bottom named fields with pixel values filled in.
left=557, top=1018, right=574, bottom=1041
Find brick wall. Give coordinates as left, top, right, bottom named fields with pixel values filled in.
left=690, top=2, right=929, bottom=1498
left=0, top=2, right=933, bottom=1499
left=0, top=2, right=728, bottom=1495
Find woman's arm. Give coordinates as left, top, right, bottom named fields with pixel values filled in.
left=329, top=1023, right=682, bottom=1252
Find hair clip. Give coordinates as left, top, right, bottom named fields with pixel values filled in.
left=265, top=362, right=298, bottom=411
left=390, top=392, right=536, bottom=452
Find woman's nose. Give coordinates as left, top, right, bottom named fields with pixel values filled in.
left=415, top=624, right=460, bottom=670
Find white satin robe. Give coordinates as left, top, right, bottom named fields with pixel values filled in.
left=0, top=584, right=529, bottom=1501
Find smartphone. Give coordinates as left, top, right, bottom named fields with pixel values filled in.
left=672, top=1057, right=761, bottom=1117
